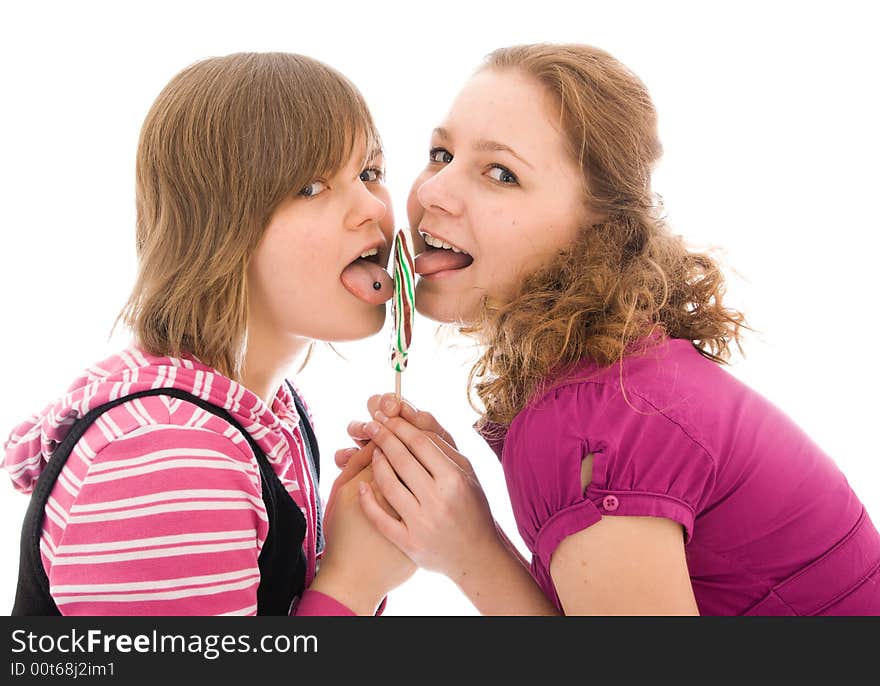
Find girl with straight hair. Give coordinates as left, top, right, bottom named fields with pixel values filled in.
left=3, top=52, right=412, bottom=615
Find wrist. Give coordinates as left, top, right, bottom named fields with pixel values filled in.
left=449, top=529, right=508, bottom=591
left=450, top=534, right=556, bottom=615
left=294, top=589, right=356, bottom=616
left=309, top=560, right=385, bottom=616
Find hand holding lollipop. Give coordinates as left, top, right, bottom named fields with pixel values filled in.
left=328, top=229, right=416, bottom=489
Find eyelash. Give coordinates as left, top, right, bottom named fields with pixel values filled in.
left=429, top=146, right=519, bottom=186
left=360, top=166, right=385, bottom=183
left=429, top=147, right=453, bottom=164
left=487, top=164, right=519, bottom=185
left=298, top=165, right=384, bottom=198
left=298, top=179, right=327, bottom=198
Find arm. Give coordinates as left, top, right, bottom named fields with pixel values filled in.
left=442, top=529, right=558, bottom=616
left=550, top=516, right=699, bottom=615
left=356, top=400, right=557, bottom=615
left=547, top=436, right=697, bottom=614
left=501, top=381, right=710, bottom=616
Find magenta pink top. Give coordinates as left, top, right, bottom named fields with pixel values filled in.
left=478, top=336, right=880, bottom=615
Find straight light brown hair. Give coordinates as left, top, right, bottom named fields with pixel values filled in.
left=116, top=52, right=380, bottom=379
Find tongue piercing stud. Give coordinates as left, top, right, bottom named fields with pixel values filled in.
left=373, top=281, right=382, bottom=291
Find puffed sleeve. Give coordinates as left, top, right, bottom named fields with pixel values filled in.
left=503, top=380, right=716, bottom=576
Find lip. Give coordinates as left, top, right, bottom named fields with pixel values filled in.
left=419, top=267, right=471, bottom=281
left=345, top=236, right=390, bottom=271
left=417, top=227, right=471, bottom=256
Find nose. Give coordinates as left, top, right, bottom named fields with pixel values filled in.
left=349, top=182, right=387, bottom=230
left=416, top=164, right=463, bottom=217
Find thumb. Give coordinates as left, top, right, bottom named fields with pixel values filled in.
left=424, top=432, right=477, bottom=480
left=399, top=403, right=457, bottom=449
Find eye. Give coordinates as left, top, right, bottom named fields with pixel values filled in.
left=299, top=180, right=328, bottom=198
left=360, top=167, right=384, bottom=183
left=486, top=164, right=519, bottom=185
left=429, top=147, right=453, bottom=164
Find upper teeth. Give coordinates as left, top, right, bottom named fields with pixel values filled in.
left=360, top=247, right=379, bottom=258
left=422, top=232, right=469, bottom=255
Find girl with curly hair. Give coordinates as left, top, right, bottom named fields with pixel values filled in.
left=340, top=43, right=880, bottom=615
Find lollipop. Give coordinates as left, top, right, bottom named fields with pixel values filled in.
left=390, top=228, right=416, bottom=399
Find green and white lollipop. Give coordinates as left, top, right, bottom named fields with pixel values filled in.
left=390, top=228, right=415, bottom=398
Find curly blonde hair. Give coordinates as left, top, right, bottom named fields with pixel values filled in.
left=462, top=44, right=748, bottom=426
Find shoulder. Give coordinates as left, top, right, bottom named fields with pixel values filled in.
left=57, top=411, right=269, bottom=552
left=507, top=371, right=710, bottom=468
left=503, top=350, right=718, bottom=544
left=507, top=339, right=722, bottom=462
left=45, top=404, right=271, bottom=615
left=78, top=397, right=263, bottom=491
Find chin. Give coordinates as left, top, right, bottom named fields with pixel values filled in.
left=414, top=289, right=470, bottom=325
left=331, top=305, right=386, bottom=341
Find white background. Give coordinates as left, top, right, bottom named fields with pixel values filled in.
left=1, top=1, right=877, bottom=615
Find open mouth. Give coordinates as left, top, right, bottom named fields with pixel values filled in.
left=415, top=231, right=474, bottom=277
left=340, top=245, right=393, bottom=305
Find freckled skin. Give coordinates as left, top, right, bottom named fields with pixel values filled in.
left=406, top=69, right=593, bottom=325
left=249, top=146, right=395, bottom=342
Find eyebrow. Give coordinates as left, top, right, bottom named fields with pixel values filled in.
left=365, top=145, right=384, bottom=163
left=433, top=127, right=533, bottom=170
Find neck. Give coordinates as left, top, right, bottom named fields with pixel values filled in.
left=240, top=325, right=310, bottom=408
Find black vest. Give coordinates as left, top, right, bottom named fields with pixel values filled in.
left=12, top=382, right=320, bottom=616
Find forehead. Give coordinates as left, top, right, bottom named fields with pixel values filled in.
left=441, top=69, right=566, bottom=152
left=336, top=132, right=383, bottom=172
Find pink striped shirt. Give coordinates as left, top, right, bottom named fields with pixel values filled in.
left=2, top=347, right=333, bottom=615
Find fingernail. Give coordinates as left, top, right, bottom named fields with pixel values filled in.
left=364, top=421, right=380, bottom=437
left=373, top=410, right=389, bottom=423
left=381, top=397, right=397, bottom=413
left=373, top=448, right=384, bottom=461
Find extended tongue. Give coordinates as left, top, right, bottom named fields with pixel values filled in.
left=341, top=259, right=393, bottom=305
left=414, top=249, right=474, bottom=276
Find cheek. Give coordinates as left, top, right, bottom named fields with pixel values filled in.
left=475, top=208, right=573, bottom=295
left=254, top=222, right=327, bottom=301
left=251, top=225, right=286, bottom=285
left=482, top=240, right=525, bottom=288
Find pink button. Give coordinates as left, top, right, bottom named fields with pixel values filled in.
left=602, top=495, right=619, bottom=511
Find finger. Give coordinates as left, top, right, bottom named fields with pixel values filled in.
left=369, top=476, right=401, bottom=520
left=398, top=403, right=457, bottom=449
left=364, top=418, right=435, bottom=495
left=378, top=393, right=404, bottom=418
left=370, top=415, right=454, bottom=479
left=334, top=446, right=358, bottom=469
left=371, top=447, right=421, bottom=519
left=358, top=481, right=410, bottom=551
left=346, top=420, right=372, bottom=444
left=342, top=442, right=375, bottom=476
left=366, top=394, right=384, bottom=418
left=333, top=443, right=376, bottom=494
left=325, top=456, right=378, bottom=528
left=422, top=432, right=475, bottom=479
